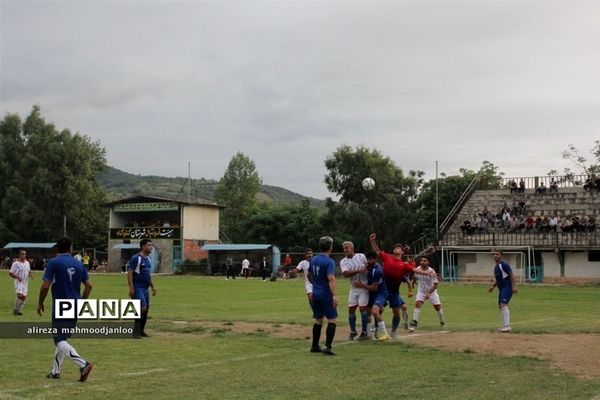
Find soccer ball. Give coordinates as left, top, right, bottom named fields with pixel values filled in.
left=362, top=177, right=375, bottom=191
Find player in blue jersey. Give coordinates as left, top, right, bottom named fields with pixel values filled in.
left=307, top=236, right=338, bottom=355
left=37, top=237, right=94, bottom=382
left=488, top=250, right=518, bottom=333
left=355, top=251, right=390, bottom=340
left=128, top=239, right=157, bottom=338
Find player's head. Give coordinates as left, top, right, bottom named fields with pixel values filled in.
left=392, top=243, right=404, bottom=258
left=319, top=236, right=333, bottom=253
left=18, top=248, right=26, bottom=261
left=365, top=250, right=378, bottom=267
left=140, top=239, right=153, bottom=254
left=342, top=241, right=354, bottom=258
left=56, top=237, right=73, bottom=254
left=419, top=255, right=430, bottom=268
left=493, top=250, right=503, bottom=262
left=304, top=248, right=313, bottom=260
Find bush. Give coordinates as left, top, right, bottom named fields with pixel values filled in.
left=175, top=259, right=209, bottom=275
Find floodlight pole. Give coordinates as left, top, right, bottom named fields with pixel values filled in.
left=435, top=161, right=439, bottom=242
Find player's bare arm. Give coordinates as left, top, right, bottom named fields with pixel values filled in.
left=37, top=279, right=51, bottom=316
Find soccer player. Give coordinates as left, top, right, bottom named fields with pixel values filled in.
left=295, top=248, right=314, bottom=305
left=307, top=236, right=338, bottom=355
left=339, top=241, right=369, bottom=340
left=488, top=250, right=517, bottom=333
left=241, top=257, right=250, bottom=279
left=128, top=239, right=157, bottom=338
left=369, top=233, right=435, bottom=339
left=354, top=251, right=389, bottom=340
left=37, top=237, right=94, bottom=382
left=409, top=255, right=445, bottom=332
left=9, top=249, right=33, bottom=315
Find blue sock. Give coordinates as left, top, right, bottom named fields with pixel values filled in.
left=360, top=311, right=369, bottom=333
left=348, top=312, right=357, bottom=333
left=392, top=315, right=400, bottom=332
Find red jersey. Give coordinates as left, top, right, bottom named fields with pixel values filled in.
left=378, top=251, right=415, bottom=293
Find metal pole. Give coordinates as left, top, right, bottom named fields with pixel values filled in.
left=63, top=215, right=67, bottom=237
left=188, top=162, right=191, bottom=203
left=435, top=161, right=439, bottom=241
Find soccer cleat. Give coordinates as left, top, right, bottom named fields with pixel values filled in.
left=403, top=323, right=409, bottom=330
left=357, top=332, right=370, bottom=341
left=310, top=346, right=323, bottom=353
left=407, top=324, right=415, bottom=333
left=391, top=331, right=401, bottom=340
left=322, top=347, right=336, bottom=356
left=377, top=333, right=390, bottom=341
left=79, top=362, right=93, bottom=382
left=411, top=320, right=418, bottom=327
left=141, top=332, right=150, bottom=337
left=348, top=331, right=357, bottom=341
left=499, top=326, right=512, bottom=333
left=46, top=373, right=60, bottom=380
left=440, top=322, right=446, bottom=329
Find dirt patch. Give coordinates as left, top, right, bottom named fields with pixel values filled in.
left=154, top=320, right=600, bottom=380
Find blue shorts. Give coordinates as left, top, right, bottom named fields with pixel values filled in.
left=134, top=287, right=150, bottom=308
left=499, top=288, right=512, bottom=305
left=311, top=296, right=337, bottom=320
left=52, top=318, right=77, bottom=344
left=369, top=294, right=387, bottom=309
left=387, top=293, right=406, bottom=308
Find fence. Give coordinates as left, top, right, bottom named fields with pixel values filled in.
left=440, top=231, right=600, bottom=248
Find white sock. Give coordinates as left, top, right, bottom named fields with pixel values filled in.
left=18, top=299, right=25, bottom=312
left=402, top=310, right=409, bottom=323
left=56, top=340, right=86, bottom=368
left=14, top=298, right=23, bottom=312
left=501, top=307, right=510, bottom=327
left=366, top=322, right=373, bottom=333
left=412, top=308, right=421, bottom=322
left=377, top=320, right=388, bottom=335
left=437, top=309, right=445, bottom=324
left=52, top=347, right=65, bottom=374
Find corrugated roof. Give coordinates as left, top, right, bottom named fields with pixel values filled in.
left=3, top=242, right=57, bottom=249
left=201, top=244, right=272, bottom=251
left=104, top=195, right=224, bottom=208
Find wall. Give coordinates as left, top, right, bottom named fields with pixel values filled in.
left=182, top=206, right=219, bottom=240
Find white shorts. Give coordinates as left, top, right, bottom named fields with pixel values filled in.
left=14, top=281, right=28, bottom=296
left=416, top=291, right=441, bottom=306
left=348, top=287, right=369, bottom=307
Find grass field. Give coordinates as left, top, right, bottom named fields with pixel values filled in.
left=1, top=274, right=600, bottom=400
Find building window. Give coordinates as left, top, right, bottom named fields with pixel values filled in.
left=588, top=251, right=600, bottom=262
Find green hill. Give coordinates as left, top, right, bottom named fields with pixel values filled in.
left=98, top=166, right=325, bottom=208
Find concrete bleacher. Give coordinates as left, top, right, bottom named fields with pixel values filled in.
left=440, top=188, right=600, bottom=250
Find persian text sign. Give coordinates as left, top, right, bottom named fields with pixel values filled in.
left=110, top=227, right=180, bottom=239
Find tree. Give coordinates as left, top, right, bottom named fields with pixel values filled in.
left=0, top=106, right=108, bottom=247
left=549, top=141, right=600, bottom=180
left=323, top=145, right=421, bottom=250
left=213, top=152, right=262, bottom=242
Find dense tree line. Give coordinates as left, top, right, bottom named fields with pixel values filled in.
left=0, top=106, right=108, bottom=248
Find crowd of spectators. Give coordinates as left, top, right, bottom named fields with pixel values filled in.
left=459, top=198, right=596, bottom=235
left=583, top=175, right=600, bottom=192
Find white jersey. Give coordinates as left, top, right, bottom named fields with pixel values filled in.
left=414, top=267, right=438, bottom=294
left=10, top=260, right=31, bottom=295
left=340, top=253, right=368, bottom=285
left=241, top=259, right=250, bottom=270
left=295, top=260, right=312, bottom=294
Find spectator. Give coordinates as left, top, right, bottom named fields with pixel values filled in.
left=549, top=178, right=558, bottom=193
left=518, top=179, right=526, bottom=193
left=525, top=215, right=535, bottom=232
left=587, top=216, right=596, bottom=232
left=509, top=180, right=518, bottom=193
left=460, top=219, right=474, bottom=235
left=535, top=182, right=547, bottom=194
left=583, top=176, right=595, bottom=192
left=549, top=215, right=559, bottom=232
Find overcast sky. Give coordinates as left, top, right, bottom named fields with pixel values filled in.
left=1, top=0, right=599, bottom=199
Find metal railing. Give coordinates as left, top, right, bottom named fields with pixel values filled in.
left=500, top=175, right=588, bottom=190
left=440, top=231, right=600, bottom=248
left=439, top=173, right=481, bottom=235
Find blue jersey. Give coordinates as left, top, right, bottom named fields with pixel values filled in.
left=494, top=261, right=513, bottom=291
left=128, top=253, right=152, bottom=289
left=367, top=264, right=388, bottom=298
left=309, top=253, right=335, bottom=299
left=43, top=253, right=89, bottom=300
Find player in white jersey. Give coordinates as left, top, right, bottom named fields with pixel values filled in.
left=294, top=248, right=314, bottom=305
left=408, top=255, right=445, bottom=331
left=339, top=241, right=369, bottom=340
left=8, top=249, right=34, bottom=315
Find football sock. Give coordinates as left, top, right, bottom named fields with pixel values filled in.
left=437, top=309, right=445, bottom=324
left=141, top=309, right=149, bottom=333
left=312, top=324, right=322, bottom=348
left=14, top=298, right=23, bottom=313
left=18, top=299, right=25, bottom=312
left=377, top=320, right=388, bottom=335
left=501, top=307, right=510, bottom=327
left=392, top=315, right=400, bottom=332
left=56, top=340, right=86, bottom=368
left=360, top=310, right=369, bottom=333
left=52, top=346, right=65, bottom=375
left=348, top=312, right=356, bottom=333
left=412, top=308, right=421, bottom=323
left=325, top=323, right=336, bottom=348
left=402, top=310, right=409, bottom=323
